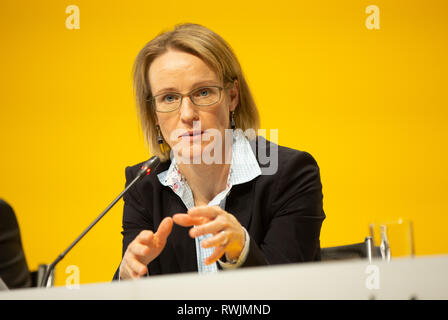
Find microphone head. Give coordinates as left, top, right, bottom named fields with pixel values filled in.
left=138, top=156, right=161, bottom=177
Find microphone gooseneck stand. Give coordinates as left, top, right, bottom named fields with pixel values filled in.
left=40, top=156, right=160, bottom=288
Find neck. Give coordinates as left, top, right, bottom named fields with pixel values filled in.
left=174, top=130, right=234, bottom=206
left=176, top=138, right=232, bottom=206
left=178, top=162, right=231, bottom=206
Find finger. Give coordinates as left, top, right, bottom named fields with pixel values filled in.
left=201, top=231, right=228, bottom=249
left=136, top=230, right=154, bottom=246
left=127, top=265, right=140, bottom=279
left=173, top=214, right=208, bottom=227
left=127, top=256, right=148, bottom=276
left=189, top=219, right=225, bottom=238
left=188, top=206, right=223, bottom=219
left=204, top=246, right=226, bottom=265
left=154, top=217, right=173, bottom=244
left=129, top=242, right=150, bottom=257
left=123, top=259, right=141, bottom=279
left=123, top=262, right=136, bottom=279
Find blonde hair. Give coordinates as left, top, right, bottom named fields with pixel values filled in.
left=133, top=23, right=260, bottom=162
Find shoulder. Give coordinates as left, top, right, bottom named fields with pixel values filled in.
left=249, top=135, right=320, bottom=178
left=124, top=158, right=171, bottom=181
left=248, top=136, right=322, bottom=199
left=0, top=199, right=18, bottom=231
left=120, top=158, right=172, bottom=215
left=122, top=158, right=172, bottom=199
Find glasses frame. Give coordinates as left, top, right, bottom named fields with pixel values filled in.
left=148, top=85, right=225, bottom=113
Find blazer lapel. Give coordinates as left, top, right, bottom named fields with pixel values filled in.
left=225, top=180, right=256, bottom=230
left=162, top=189, right=198, bottom=273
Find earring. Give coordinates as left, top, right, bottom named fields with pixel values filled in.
left=156, top=125, right=165, bottom=153
left=230, top=111, right=236, bottom=130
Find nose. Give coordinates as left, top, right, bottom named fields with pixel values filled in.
left=179, top=95, right=199, bottom=124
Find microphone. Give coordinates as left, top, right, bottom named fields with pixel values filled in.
left=40, top=156, right=161, bottom=288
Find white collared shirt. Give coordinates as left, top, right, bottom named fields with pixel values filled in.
left=157, top=130, right=261, bottom=272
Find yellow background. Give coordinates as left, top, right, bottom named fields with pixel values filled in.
left=0, top=0, right=447, bottom=286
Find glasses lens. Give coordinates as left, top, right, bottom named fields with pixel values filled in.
left=191, top=87, right=220, bottom=106
left=154, top=93, right=181, bottom=112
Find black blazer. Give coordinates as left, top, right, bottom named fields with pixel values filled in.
left=0, top=199, right=31, bottom=288
left=113, top=137, right=325, bottom=280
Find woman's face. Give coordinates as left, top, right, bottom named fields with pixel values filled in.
left=148, top=49, right=238, bottom=163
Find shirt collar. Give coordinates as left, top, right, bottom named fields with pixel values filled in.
left=157, top=130, right=261, bottom=191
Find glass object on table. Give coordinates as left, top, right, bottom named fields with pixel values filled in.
left=369, top=218, right=415, bottom=262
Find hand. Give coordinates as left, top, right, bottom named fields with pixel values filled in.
left=173, top=206, right=245, bottom=265
left=119, top=217, right=173, bottom=280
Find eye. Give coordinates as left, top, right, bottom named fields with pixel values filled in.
left=194, top=88, right=210, bottom=98
left=163, top=94, right=179, bottom=103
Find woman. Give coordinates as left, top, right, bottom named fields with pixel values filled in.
left=114, top=23, right=325, bottom=280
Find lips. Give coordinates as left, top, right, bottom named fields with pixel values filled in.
left=179, top=130, right=204, bottom=138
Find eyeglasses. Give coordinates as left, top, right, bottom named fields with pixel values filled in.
left=148, top=86, right=224, bottom=113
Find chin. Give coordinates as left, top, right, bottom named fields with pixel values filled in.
left=175, top=138, right=227, bottom=165
left=171, top=141, right=207, bottom=165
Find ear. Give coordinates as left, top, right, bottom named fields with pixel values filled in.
left=228, top=79, right=239, bottom=112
